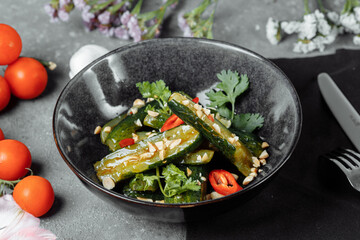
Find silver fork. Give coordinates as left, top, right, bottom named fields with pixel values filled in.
left=326, top=148, right=360, bottom=192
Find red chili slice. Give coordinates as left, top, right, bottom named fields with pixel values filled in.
left=209, top=169, right=243, bottom=196
left=119, top=138, right=135, bottom=148
left=207, top=114, right=215, bottom=122
left=160, top=97, right=199, bottom=132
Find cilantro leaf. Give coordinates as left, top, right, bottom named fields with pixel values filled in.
left=129, top=173, right=159, bottom=192
left=162, top=164, right=200, bottom=197
left=231, top=113, right=264, bottom=133
left=136, top=80, right=172, bottom=114
left=206, top=70, right=249, bottom=119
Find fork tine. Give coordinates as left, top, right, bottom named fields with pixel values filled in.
left=338, top=148, right=360, bottom=168
left=328, top=157, right=350, bottom=173
left=344, top=148, right=360, bottom=162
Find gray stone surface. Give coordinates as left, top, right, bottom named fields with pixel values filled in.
left=0, top=0, right=357, bottom=239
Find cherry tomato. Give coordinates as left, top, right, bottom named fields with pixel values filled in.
left=0, top=24, right=22, bottom=65
left=0, top=128, right=4, bottom=140
left=0, top=139, right=31, bottom=180
left=0, top=76, right=11, bottom=111
left=13, top=175, right=55, bottom=217
left=4, top=57, right=48, bottom=99
left=209, top=169, right=242, bottom=196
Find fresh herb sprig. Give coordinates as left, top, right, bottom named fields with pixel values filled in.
left=206, top=70, right=264, bottom=132
left=136, top=80, right=172, bottom=115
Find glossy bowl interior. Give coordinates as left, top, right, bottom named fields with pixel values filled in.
left=53, top=38, right=302, bottom=222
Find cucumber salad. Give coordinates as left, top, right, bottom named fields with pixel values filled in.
left=93, top=70, right=270, bottom=203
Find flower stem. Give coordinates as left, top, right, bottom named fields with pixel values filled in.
left=37, top=59, right=57, bottom=70
left=304, top=0, right=311, bottom=15
left=317, top=0, right=325, bottom=12
left=156, top=167, right=170, bottom=198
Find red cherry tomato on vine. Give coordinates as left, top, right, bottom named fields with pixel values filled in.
left=0, top=139, right=31, bottom=180
left=13, top=175, right=55, bottom=217
left=4, top=57, right=48, bottom=99
left=0, top=128, right=4, bottom=140
left=209, top=169, right=242, bottom=196
left=0, top=76, right=11, bottom=111
left=0, top=23, right=22, bottom=65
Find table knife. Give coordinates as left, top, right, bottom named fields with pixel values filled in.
left=317, top=72, right=360, bottom=152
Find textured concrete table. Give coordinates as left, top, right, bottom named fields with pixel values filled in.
left=0, top=0, right=356, bottom=239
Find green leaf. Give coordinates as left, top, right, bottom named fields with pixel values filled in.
left=162, top=164, right=200, bottom=197
left=231, top=113, right=264, bottom=133
left=206, top=70, right=249, bottom=120
left=136, top=80, right=172, bottom=114
left=217, top=106, right=232, bottom=119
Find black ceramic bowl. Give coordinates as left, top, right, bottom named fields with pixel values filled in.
left=53, top=38, right=302, bottom=222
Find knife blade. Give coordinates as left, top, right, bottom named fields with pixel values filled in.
left=318, top=72, right=360, bottom=152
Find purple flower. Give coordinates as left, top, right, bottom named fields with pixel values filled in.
left=98, top=25, right=114, bottom=37
left=59, top=0, right=72, bottom=8
left=44, top=4, right=59, bottom=23
left=127, top=16, right=142, bottom=42
left=82, top=5, right=95, bottom=23
left=98, top=11, right=111, bottom=25
left=58, top=8, right=70, bottom=22
left=74, top=0, right=86, bottom=10
left=121, top=11, right=132, bottom=25
left=178, top=14, right=193, bottom=37
left=114, top=26, right=130, bottom=39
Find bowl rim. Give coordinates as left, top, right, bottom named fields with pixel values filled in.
left=53, top=37, right=303, bottom=208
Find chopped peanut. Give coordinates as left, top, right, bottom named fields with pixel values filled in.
left=103, top=126, right=112, bottom=133
left=147, top=110, right=159, bottom=117
left=259, top=150, right=269, bottom=159
left=262, top=141, right=270, bottom=148
left=102, top=177, right=115, bottom=190
left=94, top=126, right=102, bottom=134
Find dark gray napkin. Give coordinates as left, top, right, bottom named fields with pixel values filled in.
left=187, top=49, right=360, bottom=240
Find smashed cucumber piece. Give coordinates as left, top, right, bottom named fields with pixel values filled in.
left=94, top=125, right=203, bottom=187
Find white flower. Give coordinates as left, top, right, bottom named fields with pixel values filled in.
left=340, top=12, right=360, bottom=34
left=266, top=17, right=281, bottom=45
left=0, top=195, right=57, bottom=239
left=354, top=7, right=360, bottom=22
left=298, top=13, right=317, bottom=40
left=327, top=11, right=340, bottom=25
left=293, top=40, right=317, bottom=54
left=314, top=10, right=331, bottom=35
left=353, top=35, right=360, bottom=45
left=280, top=21, right=301, bottom=35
